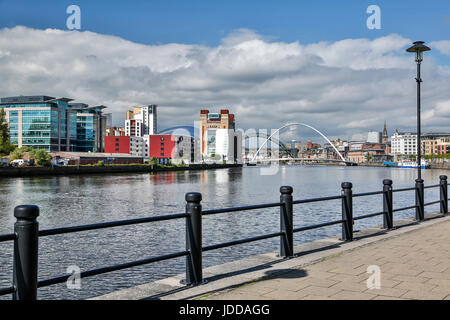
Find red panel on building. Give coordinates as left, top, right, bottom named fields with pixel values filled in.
left=149, top=135, right=176, bottom=158
left=105, top=136, right=130, bottom=154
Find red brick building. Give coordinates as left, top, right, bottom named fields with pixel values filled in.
left=149, top=135, right=176, bottom=158
left=105, top=136, right=146, bottom=157
left=105, top=136, right=131, bottom=154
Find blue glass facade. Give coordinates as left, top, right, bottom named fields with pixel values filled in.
left=0, top=96, right=106, bottom=152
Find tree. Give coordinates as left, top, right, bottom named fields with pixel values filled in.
left=0, top=108, right=15, bottom=156
left=146, top=156, right=158, bottom=165
left=29, top=149, right=52, bottom=166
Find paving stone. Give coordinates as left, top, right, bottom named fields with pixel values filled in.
left=401, top=290, right=448, bottom=300
left=363, top=287, right=408, bottom=298
left=295, top=285, right=341, bottom=297
left=330, top=290, right=377, bottom=300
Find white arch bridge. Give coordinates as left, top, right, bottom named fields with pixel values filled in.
left=247, top=123, right=356, bottom=166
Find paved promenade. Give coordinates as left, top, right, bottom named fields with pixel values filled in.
left=205, top=215, right=450, bottom=300
left=93, top=213, right=450, bottom=300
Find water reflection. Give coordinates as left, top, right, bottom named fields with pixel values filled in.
left=0, top=166, right=446, bottom=299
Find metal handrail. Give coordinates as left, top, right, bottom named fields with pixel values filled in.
left=0, top=233, right=16, bottom=243
left=393, top=187, right=417, bottom=193
left=293, top=219, right=344, bottom=233
left=353, top=190, right=385, bottom=197
left=202, top=202, right=281, bottom=215
left=424, top=200, right=441, bottom=206
left=0, top=176, right=448, bottom=299
left=203, top=232, right=284, bottom=252
left=292, top=194, right=343, bottom=204
left=37, top=250, right=189, bottom=288
left=353, top=211, right=385, bottom=221
left=393, top=205, right=418, bottom=212
left=38, top=213, right=188, bottom=237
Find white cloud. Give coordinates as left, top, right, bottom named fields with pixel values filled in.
left=0, top=26, right=449, bottom=142
left=430, top=40, right=450, bottom=55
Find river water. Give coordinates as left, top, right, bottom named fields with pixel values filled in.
left=0, top=165, right=447, bottom=299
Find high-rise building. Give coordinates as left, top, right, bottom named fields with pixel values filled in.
left=70, top=103, right=107, bottom=152
left=1, top=95, right=77, bottom=152
left=0, top=96, right=107, bottom=152
left=199, top=109, right=241, bottom=163
left=125, top=105, right=157, bottom=136
left=103, top=113, right=113, bottom=128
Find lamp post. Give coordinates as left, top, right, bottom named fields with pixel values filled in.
left=406, top=41, right=430, bottom=180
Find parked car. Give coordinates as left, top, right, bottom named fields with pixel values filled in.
left=10, top=159, right=25, bottom=167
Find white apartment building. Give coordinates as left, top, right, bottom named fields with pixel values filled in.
left=125, top=105, right=158, bottom=158
left=391, top=131, right=417, bottom=155
left=125, top=105, right=157, bottom=137
left=129, top=136, right=146, bottom=157
left=207, top=128, right=242, bottom=163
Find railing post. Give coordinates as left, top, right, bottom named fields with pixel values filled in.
left=280, top=186, right=294, bottom=258
left=415, top=179, right=425, bottom=221
left=440, top=175, right=448, bottom=215
left=185, top=192, right=203, bottom=285
left=13, top=205, right=39, bottom=300
left=383, top=179, right=393, bottom=229
left=341, top=182, right=353, bottom=241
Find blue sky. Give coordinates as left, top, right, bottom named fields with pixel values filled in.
left=1, top=0, right=450, bottom=139
left=1, top=0, right=450, bottom=46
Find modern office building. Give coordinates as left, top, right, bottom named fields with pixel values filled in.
left=103, top=113, right=113, bottom=128
left=0, top=95, right=77, bottom=151
left=70, top=103, right=107, bottom=152
left=0, top=95, right=107, bottom=152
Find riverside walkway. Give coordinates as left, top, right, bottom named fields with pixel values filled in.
left=93, top=213, right=450, bottom=300
left=204, top=214, right=450, bottom=300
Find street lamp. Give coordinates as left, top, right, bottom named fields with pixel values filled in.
left=406, top=41, right=430, bottom=180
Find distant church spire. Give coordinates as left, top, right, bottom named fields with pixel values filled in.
left=382, top=121, right=388, bottom=144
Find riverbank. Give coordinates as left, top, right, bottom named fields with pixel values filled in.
left=0, top=163, right=242, bottom=177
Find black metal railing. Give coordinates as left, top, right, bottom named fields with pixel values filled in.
left=0, top=175, right=448, bottom=300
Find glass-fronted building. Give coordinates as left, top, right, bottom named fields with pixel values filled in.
left=69, top=103, right=107, bottom=152
left=0, top=96, right=106, bottom=152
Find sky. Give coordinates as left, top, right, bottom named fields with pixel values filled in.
left=0, top=0, right=450, bottom=142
